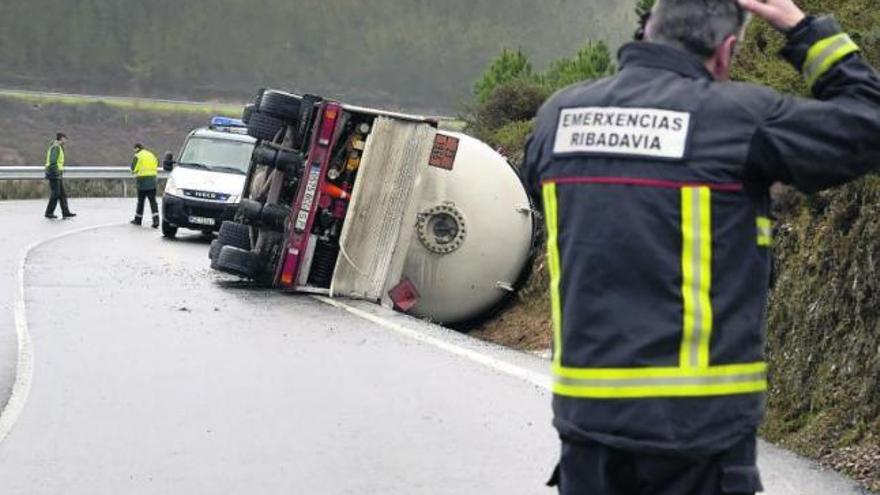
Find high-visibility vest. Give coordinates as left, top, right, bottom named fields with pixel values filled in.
left=133, top=149, right=159, bottom=178
left=45, top=143, right=65, bottom=172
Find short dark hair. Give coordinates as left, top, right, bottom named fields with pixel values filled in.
left=134, top=143, right=144, bottom=151
left=647, top=0, right=749, bottom=58
left=56, top=132, right=67, bottom=140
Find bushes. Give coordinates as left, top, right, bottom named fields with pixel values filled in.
left=466, top=41, right=614, bottom=160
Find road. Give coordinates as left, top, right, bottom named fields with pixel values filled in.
left=0, top=199, right=873, bottom=494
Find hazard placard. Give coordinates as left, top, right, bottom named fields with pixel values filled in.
left=429, top=135, right=459, bottom=171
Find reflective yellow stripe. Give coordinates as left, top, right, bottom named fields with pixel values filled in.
left=553, top=362, right=766, bottom=379
left=553, top=379, right=767, bottom=399
left=680, top=187, right=713, bottom=369
left=553, top=362, right=767, bottom=398
left=757, top=217, right=773, bottom=247
left=804, top=33, right=860, bottom=88
left=543, top=183, right=563, bottom=366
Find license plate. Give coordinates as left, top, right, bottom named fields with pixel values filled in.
left=188, top=216, right=216, bottom=226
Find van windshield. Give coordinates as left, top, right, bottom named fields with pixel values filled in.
left=178, top=137, right=254, bottom=174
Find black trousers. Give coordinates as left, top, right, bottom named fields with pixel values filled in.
left=45, top=178, right=71, bottom=216
left=549, top=435, right=763, bottom=495
left=135, top=189, right=159, bottom=222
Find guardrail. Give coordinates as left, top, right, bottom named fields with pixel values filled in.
left=0, top=166, right=169, bottom=180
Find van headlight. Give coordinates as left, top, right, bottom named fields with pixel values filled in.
left=164, top=178, right=183, bottom=198
left=227, top=194, right=241, bottom=204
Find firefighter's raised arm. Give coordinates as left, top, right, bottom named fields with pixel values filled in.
left=742, top=2, right=880, bottom=192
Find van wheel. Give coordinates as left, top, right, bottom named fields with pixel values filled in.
left=216, top=246, right=264, bottom=279
left=247, top=111, right=285, bottom=142
left=259, top=90, right=302, bottom=124
left=218, top=221, right=251, bottom=250
left=162, top=221, right=177, bottom=239
left=238, top=199, right=264, bottom=225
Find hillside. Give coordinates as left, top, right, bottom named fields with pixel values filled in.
left=0, top=0, right=634, bottom=113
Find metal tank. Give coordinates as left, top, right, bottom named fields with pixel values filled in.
left=401, top=131, right=537, bottom=325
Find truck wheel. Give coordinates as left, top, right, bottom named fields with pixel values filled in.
left=274, top=148, right=304, bottom=174
left=209, top=239, right=223, bottom=260
left=261, top=203, right=291, bottom=232
left=162, top=221, right=177, bottom=239
left=242, top=104, right=255, bottom=125
left=216, top=246, right=264, bottom=279
left=247, top=111, right=285, bottom=142
left=238, top=199, right=263, bottom=225
left=209, top=240, right=224, bottom=269
left=259, top=89, right=302, bottom=124
left=218, top=221, right=251, bottom=250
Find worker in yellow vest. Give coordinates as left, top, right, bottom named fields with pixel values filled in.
left=130, top=143, right=160, bottom=228
left=44, top=132, right=76, bottom=219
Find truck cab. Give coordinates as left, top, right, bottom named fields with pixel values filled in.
left=161, top=118, right=257, bottom=238
left=211, top=90, right=537, bottom=326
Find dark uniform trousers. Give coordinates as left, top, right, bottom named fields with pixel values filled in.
left=135, top=188, right=159, bottom=222
left=549, top=435, right=761, bottom=495
left=45, top=178, right=71, bottom=216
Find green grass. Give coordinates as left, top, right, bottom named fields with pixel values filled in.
left=0, top=89, right=241, bottom=116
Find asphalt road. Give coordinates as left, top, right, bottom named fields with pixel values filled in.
left=0, top=199, right=873, bottom=494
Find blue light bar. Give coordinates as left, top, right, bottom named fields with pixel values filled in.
left=210, top=116, right=246, bottom=128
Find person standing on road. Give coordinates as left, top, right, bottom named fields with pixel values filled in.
left=523, top=0, right=880, bottom=494
left=130, top=143, right=160, bottom=228
left=44, top=132, right=76, bottom=219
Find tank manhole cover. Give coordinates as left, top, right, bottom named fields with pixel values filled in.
left=417, top=204, right=467, bottom=255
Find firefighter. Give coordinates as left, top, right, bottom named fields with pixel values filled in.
left=522, top=0, right=880, bottom=493
left=130, top=143, right=160, bottom=228
left=44, top=132, right=76, bottom=219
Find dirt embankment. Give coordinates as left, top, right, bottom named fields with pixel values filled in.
left=0, top=98, right=214, bottom=167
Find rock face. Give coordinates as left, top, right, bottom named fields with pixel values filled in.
left=763, top=179, right=880, bottom=489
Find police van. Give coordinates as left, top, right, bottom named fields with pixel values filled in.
left=161, top=117, right=257, bottom=238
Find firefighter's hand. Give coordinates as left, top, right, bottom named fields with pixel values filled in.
left=738, top=0, right=806, bottom=32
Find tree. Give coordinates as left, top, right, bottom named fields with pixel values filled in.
left=473, top=48, right=536, bottom=104
left=541, top=41, right=615, bottom=91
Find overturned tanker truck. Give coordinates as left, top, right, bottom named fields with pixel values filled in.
left=210, top=89, right=538, bottom=326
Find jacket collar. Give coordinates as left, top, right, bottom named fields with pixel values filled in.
left=618, top=42, right=714, bottom=81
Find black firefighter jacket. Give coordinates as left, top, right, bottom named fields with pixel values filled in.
left=523, top=16, right=880, bottom=455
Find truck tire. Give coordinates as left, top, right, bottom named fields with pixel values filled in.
left=238, top=199, right=263, bottom=225
left=259, top=89, right=302, bottom=124
left=162, top=220, right=177, bottom=239
left=242, top=104, right=255, bottom=125
left=209, top=240, right=224, bottom=269
left=275, top=148, right=304, bottom=174
left=261, top=203, right=291, bottom=232
left=217, top=221, right=251, bottom=250
left=216, top=246, right=264, bottom=280
left=247, top=111, right=285, bottom=142
left=209, top=239, right=223, bottom=260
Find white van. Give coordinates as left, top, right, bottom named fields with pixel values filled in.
left=161, top=118, right=257, bottom=238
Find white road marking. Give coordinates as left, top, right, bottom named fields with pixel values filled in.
left=313, top=296, right=553, bottom=391
left=0, top=222, right=124, bottom=443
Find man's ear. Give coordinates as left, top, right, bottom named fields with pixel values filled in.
left=710, top=34, right=739, bottom=81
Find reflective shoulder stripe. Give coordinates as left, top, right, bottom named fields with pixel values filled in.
left=680, top=187, right=713, bottom=369
left=757, top=217, right=773, bottom=247
left=542, top=183, right=563, bottom=366
left=804, top=33, right=860, bottom=89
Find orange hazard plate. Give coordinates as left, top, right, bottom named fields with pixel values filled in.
left=429, top=134, right=459, bottom=171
